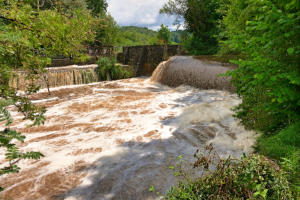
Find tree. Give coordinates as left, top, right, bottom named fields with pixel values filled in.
left=160, top=0, right=221, bottom=54
left=0, top=0, right=95, bottom=190
left=86, top=0, right=108, bottom=16
left=93, top=14, right=119, bottom=46
left=157, top=24, right=171, bottom=44
left=219, top=0, right=300, bottom=133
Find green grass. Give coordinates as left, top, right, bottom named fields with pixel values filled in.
left=256, top=122, right=300, bottom=197
left=257, top=122, right=300, bottom=159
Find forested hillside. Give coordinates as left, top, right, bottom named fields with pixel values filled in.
left=115, top=26, right=183, bottom=46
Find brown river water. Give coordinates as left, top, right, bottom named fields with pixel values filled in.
left=0, top=56, right=256, bottom=200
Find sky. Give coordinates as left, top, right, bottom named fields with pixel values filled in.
left=107, top=0, right=179, bottom=30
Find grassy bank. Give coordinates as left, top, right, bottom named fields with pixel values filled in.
left=257, top=122, right=300, bottom=195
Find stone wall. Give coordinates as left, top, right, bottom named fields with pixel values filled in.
left=49, top=57, right=98, bottom=67
left=49, top=46, right=114, bottom=67
left=121, top=45, right=182, bottom=76
left=9, top=45, right=183, bottom=90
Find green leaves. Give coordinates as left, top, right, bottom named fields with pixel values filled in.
left=21, top=151, right=44, bottom=159
left=166, top=153, right=293, bottom=199
left=0, top=106, right=13, bottom=126
left=0, top=127, right=44, bottom=179
left=287, top=47, right=294, bottom=55
left=220, top=0, right=300, bottom=133
left=148, top=185, right=155, bottom=192
left=97, top=57, right=131, bottom=80
left=157, top=24, right=171, bottom=45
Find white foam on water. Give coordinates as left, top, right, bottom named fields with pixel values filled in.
left=0, top=76, right=256, bottom=200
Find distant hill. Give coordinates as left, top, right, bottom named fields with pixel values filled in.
left=116, top=26, right=184, bottom=47
left=120, top=26, right=157, bottom=37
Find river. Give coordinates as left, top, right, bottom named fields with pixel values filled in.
left=0, top=56, right=256, bottom=200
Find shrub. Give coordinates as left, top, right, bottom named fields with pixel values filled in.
left=97, top=57, right=131, bottom=80
left=166, top=146, right=293, bottom=200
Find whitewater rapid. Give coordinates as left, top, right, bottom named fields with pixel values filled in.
left=0, top=76, right=256, bottom=200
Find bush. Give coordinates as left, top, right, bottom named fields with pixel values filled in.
left=97, top=57, right=132, bottom=80
left=182, top=33, right=218, bottom=55
left=166, top=146, right=293, bottom=200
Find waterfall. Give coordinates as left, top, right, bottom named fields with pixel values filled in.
left=9, top=65, right=100, bottom=91
left=151, top=56, right=235, bottom=92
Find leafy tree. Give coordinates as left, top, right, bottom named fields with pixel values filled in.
left=160, top=0, right=221, bottom=54
left=157, top=24, right=171, bottom=44
left=0, top=0, right=95, bottom=190
left=86, top=0, right=107, bottom=16
left=220, top=0, right=300, bottom=133
left=170, top=30, right=184, bottom=43
left=97, top=57, right=132, bottom=80
left=218, top=0, right=300, bottom=193
left=93, top=14, right=119, bottom=46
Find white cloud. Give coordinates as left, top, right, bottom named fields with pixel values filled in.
left=107, top=0, right=179, bottom=30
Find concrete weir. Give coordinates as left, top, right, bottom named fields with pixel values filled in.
left=10, top=65, right=100, bottom=91
left=151, top=56, right=235, bottom=92
left=9, top=64, right=134, bottom=91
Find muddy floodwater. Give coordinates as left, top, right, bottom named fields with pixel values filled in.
left=0, top=62, right=256, bottom=199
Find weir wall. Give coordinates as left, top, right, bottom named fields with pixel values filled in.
left=120, top=45, right=183, bottom=76
left=10, top=64, right=134, bottom=91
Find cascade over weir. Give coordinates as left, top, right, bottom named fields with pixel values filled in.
left=0, top=56, right=255, bottom=200
left=151, top=56, right=235, bottom=92
left=9, top=64, right=134, bottom=91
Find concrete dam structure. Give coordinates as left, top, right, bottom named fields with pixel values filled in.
left=10, top=45, right=182, bottom=91
left=120, top=45, right=183, bottom=76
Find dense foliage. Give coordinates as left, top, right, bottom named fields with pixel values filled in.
left=93, top=14, right=119, bottom=46
left=161, top=0, right=221, bottom=54
left=116, top=26, right=158, bottom=46
left=86, top=0, right=107, bottom=16
left=220, top=0, right=300, bottom=133
left=97, top=57, right=132, bottom=80
left=219, top=1, right=300, bottom=193
left=157, top=24, right=172, bottom=44
left=166, top=152, right=293, bottom=200
left=257, top=122, right=300, bottom=194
